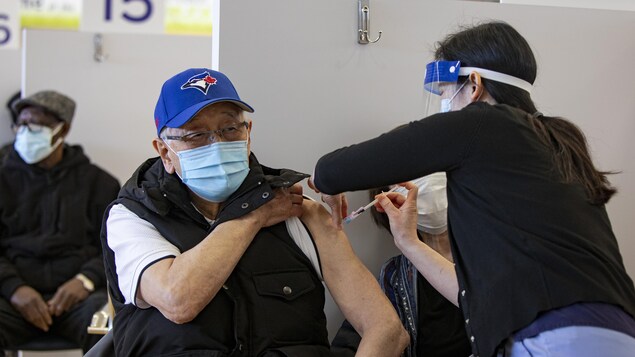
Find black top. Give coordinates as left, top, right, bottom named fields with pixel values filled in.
left=417, top=273, right=471, bottom=357
left=0, top=145, right=120, bottom=298
left=314, top=103, right=635, bottom=357
left=330, top=272, right=471, bottom=357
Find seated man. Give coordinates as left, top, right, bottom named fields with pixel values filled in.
left=0, top=90, right=120, bottom=354
left=102, top=68, right=409, bottom=356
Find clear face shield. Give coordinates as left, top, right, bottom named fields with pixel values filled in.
left=422, top=60, right=534, bottom=117
left=423, top=61, right=464, bottom=117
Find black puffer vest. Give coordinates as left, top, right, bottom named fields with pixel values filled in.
left=101, top=154, right=331, bottom=356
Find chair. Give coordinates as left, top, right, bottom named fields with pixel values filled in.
left=4, top=335, right=80, bottom=357
left=84, top=295, right=115, bottom=357
left=87, top=300, right=114, bottom=335
left=84, top=330, right=114, bottom=357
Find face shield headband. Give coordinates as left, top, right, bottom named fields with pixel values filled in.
left=424, top=60, right=534, bottom=95
left=422, top=60, right=533, bottom=117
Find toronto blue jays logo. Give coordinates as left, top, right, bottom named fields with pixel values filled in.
left=181, top=71, right=218, bottom=94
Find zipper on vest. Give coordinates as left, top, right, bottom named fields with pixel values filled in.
left=222, top=284, right=246, bottom=355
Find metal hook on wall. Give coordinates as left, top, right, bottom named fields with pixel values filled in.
left=358, top=0, right=382, bottom=44
left=93, top=33, right=108, bottom=63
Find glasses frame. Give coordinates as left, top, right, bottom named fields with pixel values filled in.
left=162, top=121, right=249, bottom=146
left=11, top=122, right=62, bottom=134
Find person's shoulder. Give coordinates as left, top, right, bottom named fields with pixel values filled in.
left=82, top=161, right=120, bottom=186
left=70, top=161, right=121, bottom=195
left=67, top=146, right=119, bottom=184
left=301, top=197, right=330, bottom=221
left=455, top=103, right=526, bottom=132
left=423, top=102, right=491, bottom=125
left=473, top=102, right=525, bottom=120
left=299, top=197, right=340, bottom=235
left=458, top=102, right=503, bottom=117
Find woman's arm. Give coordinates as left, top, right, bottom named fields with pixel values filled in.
left=313, top=109, right=482, bottom=195
left=376, top=183, right=459, bottom=305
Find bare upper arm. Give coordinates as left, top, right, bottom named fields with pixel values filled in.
left=137, top=257, right=175, bottom=308
left=300, top=200, right=390, bottom=330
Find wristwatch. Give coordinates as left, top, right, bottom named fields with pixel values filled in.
left=75, top=273, right=95, bottom=292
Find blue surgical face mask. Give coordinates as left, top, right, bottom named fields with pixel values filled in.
left=14, top=123, right=64, bottom=164
left=167, top=140, right=250, bottom=202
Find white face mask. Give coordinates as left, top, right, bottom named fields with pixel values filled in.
left=393, top=172, right=448, bottom=235
left=13, top=123, right=64, bottom=164
left=439, top=98, right=452, bottom=113
left=439, top=79, right=469, bottom=113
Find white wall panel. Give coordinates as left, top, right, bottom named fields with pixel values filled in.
left=219, top=0, right=635, bottom=340
left=22, top=29, right=212, bottom=182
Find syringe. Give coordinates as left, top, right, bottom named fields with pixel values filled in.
left=343, top=186, right=399, bottom=224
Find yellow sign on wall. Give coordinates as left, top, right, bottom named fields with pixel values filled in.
left=21, top=0, right=82, bottom=30
left=17, top=0, right=214, bottom=36
left=165, top=0, right=213, bottom=36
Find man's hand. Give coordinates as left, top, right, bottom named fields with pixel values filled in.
left=307, top=176, right=348, bottom=229
left=10, top=285, right=53, bottom=331
left=254, top=183, right=304, bottom=228
left=47, top=278, right=89, bottom=317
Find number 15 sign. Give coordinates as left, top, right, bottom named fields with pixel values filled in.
left=81, top=0, right=213, bottom=36
left=81, top=0, right=165, bottom=34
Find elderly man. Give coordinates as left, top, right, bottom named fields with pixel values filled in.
left=0, top=90, right=120, bottom=354
left=101, top=68, right=408, bottom=356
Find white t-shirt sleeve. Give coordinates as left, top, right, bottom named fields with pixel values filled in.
left=106, top=204, right=181, bottom=308
left=285, top=216, right=323, bottom=280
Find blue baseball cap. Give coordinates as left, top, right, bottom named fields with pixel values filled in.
left=154, top=68, right=254, bottom=136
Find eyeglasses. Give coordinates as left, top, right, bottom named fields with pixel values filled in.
left=163, top=121, right=249, bottom=147
left=11, top=123, right=56, bottom=134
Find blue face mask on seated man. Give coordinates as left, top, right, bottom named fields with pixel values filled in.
left=168, top=140, right=250, bottom=202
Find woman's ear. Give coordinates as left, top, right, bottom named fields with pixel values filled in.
left=468, top=72, right=485, bottom=103
left=152, top=138, right=176, bottom=174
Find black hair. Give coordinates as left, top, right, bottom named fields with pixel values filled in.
left=368, top=186, right=392, bottom=233
left=6, top=91, right=20, bottom=124
left=435, top=21, right=616, bottom=205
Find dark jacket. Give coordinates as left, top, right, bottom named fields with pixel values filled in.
left=102, top=154, right=332, bottom=357
left=314, top=103, right=635, bottom=357
left=0, top=145, right=120, bottom=299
